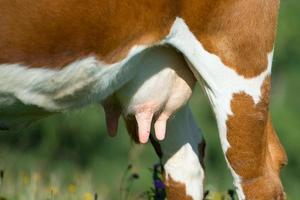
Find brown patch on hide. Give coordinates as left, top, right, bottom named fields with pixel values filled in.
left=181, top=0, right=279, bottom=78
left=1, top=0, right=279, bottom=77
left=165, top=176, right=193, bottom=200
left=226, top=77, right=271, bottom=179
left=266, top=115, right=288, bottom=172
left=226, top=76, right=286, bottom=199
left=0, top=0, right=177, bottom=68
left=241, top=173, right=285, bottom=200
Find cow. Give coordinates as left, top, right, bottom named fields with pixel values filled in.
left=0, top=1, right=287, bottom=200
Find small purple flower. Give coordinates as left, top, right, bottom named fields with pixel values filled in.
left=154, top=179, right=165, bottom=190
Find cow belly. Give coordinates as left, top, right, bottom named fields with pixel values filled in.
left=114, top=46, right=196, bottom=143
left=0, top=18, right=202, bottom=132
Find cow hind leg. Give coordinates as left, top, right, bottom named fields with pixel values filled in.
left=158, top=105, right=205, bottom=200
left=125, top=105, right=206, bottom=200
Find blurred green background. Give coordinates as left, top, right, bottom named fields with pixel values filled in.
left=0, top=1, right=299, bottom=199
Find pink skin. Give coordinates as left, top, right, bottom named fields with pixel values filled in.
left=135, top=111, right=154, bottom=143
left=102, top=47, right=195, bottom=143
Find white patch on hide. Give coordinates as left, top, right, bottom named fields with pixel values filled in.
left=0, top=46, right=148, bottom=111
left=161, top=106, right=205, bottom=200
left=165, top=17, right=274, bottom=200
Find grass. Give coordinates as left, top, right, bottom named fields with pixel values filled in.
left=0, top=78, right=298, bottom=199
left=0, top=162, right=237, bottom=200
left=0, top=164, right=99, bottom=200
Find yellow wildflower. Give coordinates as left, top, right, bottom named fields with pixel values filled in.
left=207, top=192, right=222, bottom=200
left=21, top=173, right=30, bottom=185
left=83, top=192, right=93, bottom=200
left=68, top=184, right=77, bottom=194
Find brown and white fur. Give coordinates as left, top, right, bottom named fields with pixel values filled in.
left=0, top=1, right=287, bottom=199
